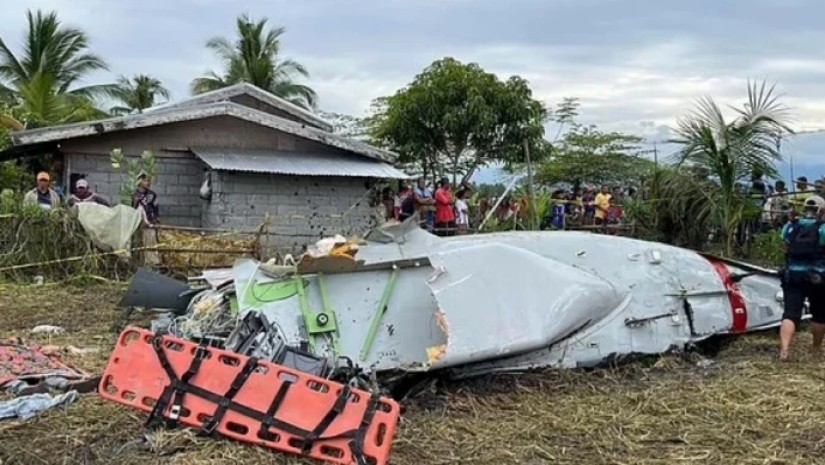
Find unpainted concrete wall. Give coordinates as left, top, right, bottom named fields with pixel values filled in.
left=67, top=151, right=206, bottom=227
left=203, top=171, right=384, bottom=254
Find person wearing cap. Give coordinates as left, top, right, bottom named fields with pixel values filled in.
left=67, top=179, right=111, bottom=207
left=778, top=195, right=825, bottom=361
left=23, top=172, right=61, bottom=210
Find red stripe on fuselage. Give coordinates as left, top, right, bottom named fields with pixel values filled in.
left=705, top=258, right=748, bottom=333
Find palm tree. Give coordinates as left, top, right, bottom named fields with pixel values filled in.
left=671, top=80, right=794, bottom=255
left=191, top=14, right=317, bottom=110
left=0, top=9, right=113, bottom=126
left=110, top=74, right=171, bottom=115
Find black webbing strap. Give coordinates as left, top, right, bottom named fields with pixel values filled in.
left=146, top=336, right=208, bottom=430
left=201, top=356, right=260, bottom=436
left=300, top=384, right=352, bottom=453
left=145, top=335, right=384, bottom=459
left=349, top=394, right=382, bottom=465
left=257, top=380, right=293, bottom=440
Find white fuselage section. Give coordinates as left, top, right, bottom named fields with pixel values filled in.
left=231, top=225, right=784, bottom=378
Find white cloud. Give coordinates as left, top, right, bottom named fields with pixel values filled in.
left=2, top=0, right=825, bottom=150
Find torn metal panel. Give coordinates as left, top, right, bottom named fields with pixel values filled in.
left=158, top=222, right=788, bottom=387
left=425, top=242, right=622, bottom=369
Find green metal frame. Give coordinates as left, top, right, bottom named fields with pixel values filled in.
left=359, top=267, right=401, bottom=362
left=295, top=273, right=342, bottom=355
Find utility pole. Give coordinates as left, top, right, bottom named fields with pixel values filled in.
left=524, top=139, right=537, bottom=230
left=653, top=142, right=659, bottom=167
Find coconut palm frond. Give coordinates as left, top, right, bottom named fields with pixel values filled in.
left=192, top=14, right=315, bottom=104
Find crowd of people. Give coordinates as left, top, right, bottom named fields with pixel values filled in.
left=18, top=171, right=160, bottom=226
left=379, top=178, right=635, bottom=235
left=381, top=177, right=472, bottom=236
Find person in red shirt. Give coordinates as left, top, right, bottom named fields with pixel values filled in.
left=434, top=177, right=456, bottom=236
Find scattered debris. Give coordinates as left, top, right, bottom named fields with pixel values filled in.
left=96, top=221, right=796, bottom=464
left=4, top=277, right=825, bottom=464
left=0, top=390, right=79, bottom=421
left=31, top=325, right=66, bottom=335
left=0, top=339, right=91, bottom=390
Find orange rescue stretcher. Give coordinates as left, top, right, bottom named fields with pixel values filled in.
left=99, top=327, right=400, bottom=465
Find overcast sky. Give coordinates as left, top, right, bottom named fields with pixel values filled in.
left=2, top=0, right=825, bottom=175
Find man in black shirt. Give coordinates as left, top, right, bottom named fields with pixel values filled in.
left=132, top=173, right=159, bottom=225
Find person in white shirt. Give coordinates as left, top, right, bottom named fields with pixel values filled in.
left=455, top=189, right=470, bottom=234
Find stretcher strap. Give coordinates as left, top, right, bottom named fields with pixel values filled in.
left=258, top=379, right=293, bottom=439
left=350, top=394, right=381, bottom=465
left=301, top=384, right=352, bottom=453
left=146, top=336, right=377, bottom=463
left=201, top=355, right=260, bottom=436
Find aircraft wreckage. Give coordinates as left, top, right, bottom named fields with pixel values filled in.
left=119, top=217, right=788, bottom=387
left=101, top=218, right=791, bottom=464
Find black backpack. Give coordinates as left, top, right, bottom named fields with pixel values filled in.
left=787, top=220, right=823, bottom=261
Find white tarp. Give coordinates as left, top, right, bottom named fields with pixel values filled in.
left=76, top=203, right=143, bottom=251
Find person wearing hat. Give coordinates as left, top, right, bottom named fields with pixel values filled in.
left=67, top=178, right=111, bottom=207
left=22, top=172, right=61, bottom=210
left=778, top=195, right=825, bottom=361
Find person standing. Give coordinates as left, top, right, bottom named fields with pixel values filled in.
left=790, top=177, right=812, bottom=212
left=132, top=173, right=160, bottom=265
left=594, top=185, right=612, bottom=227
left=413, top=177, right=435, bottom=231
left=454, top=189, right=470, bottom=234
left=132, top=173, right=159, bottom=225
left=394, top=181, right=413, bottom=221
left=434, top=177, right=456, bottom=237
left=67, top=179, right=111, bottom=207
left=778, top=195, right=825, bottom=361
left=769, top=181, right=791, bottom=228
left=23, top=172, right=60, bottom=210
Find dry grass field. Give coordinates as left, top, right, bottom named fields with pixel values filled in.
left=1, top=282, right=824, bottom=465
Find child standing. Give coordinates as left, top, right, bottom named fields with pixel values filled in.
left=455, top=190, right=470, bottom=234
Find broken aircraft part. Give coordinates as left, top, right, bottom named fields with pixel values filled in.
left=120, top=267, right=200, bottom=315
left=153, top=218, right=791, bottom=386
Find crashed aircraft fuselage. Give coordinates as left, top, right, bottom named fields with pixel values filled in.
left=226, top=221, right=786, bottom=381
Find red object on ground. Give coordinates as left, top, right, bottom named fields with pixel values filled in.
left=99, top=327, right=400, bottom=465
left=705, top=258, right=749, bottom=333
left=0, top=339, right=90, bottom=388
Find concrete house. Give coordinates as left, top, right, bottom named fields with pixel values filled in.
left=1, top=84, right=409, bottom=252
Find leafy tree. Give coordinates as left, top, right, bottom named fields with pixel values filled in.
left=370, top=57, right=547, bottom=185
left=538, top=123, right=652, bottom=188
left=626, top=166, right=717, bottom=248
left=474, top=183, right=507, bottom=199
left=670, top=80, right=792, bottom=255
left=110, top=74, right=171, bottom=115
left=549, top=97, right=581, bottom=143
left=0, top=10, right=113, bottom=109
left=0, top=10, right=114, bottom=127
left=110, top=148, right=156, bottom=205
left=191, top=14, right=317, bottom=110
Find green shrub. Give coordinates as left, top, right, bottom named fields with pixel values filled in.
left=0, top=206, right=132, bottom=282
left=749, top=231, right=784, bottom=267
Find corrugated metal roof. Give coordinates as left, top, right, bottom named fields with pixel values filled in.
left=191, top=148, right=412, bottom=179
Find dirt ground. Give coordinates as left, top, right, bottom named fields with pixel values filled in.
left=1, top=282, right=824, bottom=465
